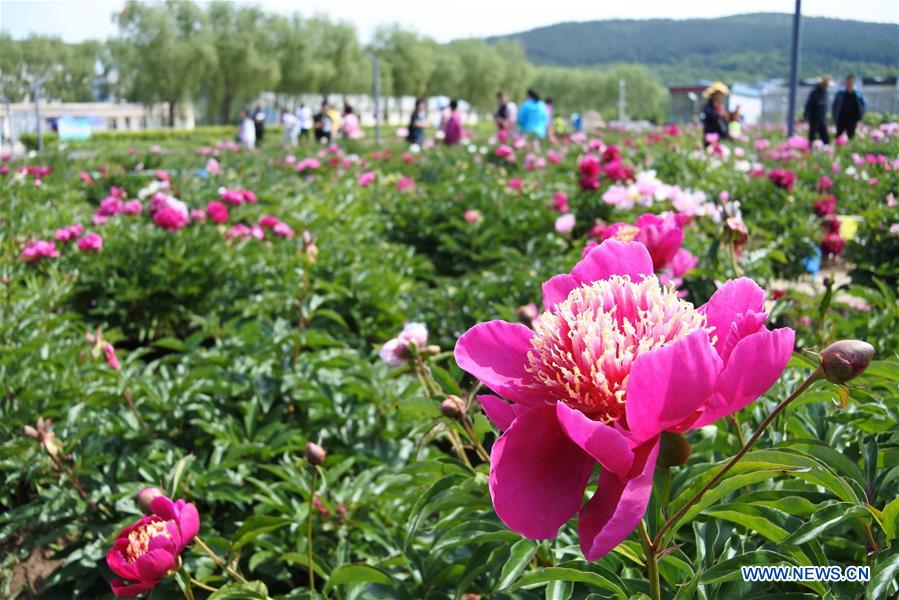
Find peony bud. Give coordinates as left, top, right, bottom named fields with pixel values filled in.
left=657, top=431, right=692, bottom=468
left=820, top=340, right=875, bottom=384
left=305, top=442, right=326, bottom=466
left=440, top=395, right=465, bottom=419
left=136, top=487, right=165, bottom=512
left=24, top=425, right=39, bottom=439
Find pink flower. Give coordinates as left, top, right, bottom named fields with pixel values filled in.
left=77, top=232, right=103, bottom=253
left=603, top=160, right=633, bottom=183
left=813, top=195, right=837, bottom=217
left=21, top=240, right=60, bottom=263
left=219, top=188, right=245, bottom=205
left=106, top=495, right=199, bottom=597
left=817, top=175, right=833, bottom=191
left=79, top=171, right=95, bottom=184
left=206, top=201, right=229, bottom=223
left=121, top=200, right=143, bottom=215
left=602, top=213, right=684, bottom=272
left=464, top=209, right=482, bottom=224
left=578, top=155, right=601, bottom=191
left=396, top=177, right=415, bottom=192
left=98, top=197, right=125, bottom=217
left=272, top=222, right=295, bottom=238
left=496, top=145, right=514, bottom=159
left=379, top=323, right=429, bottom=366
left=205, top=158, right=220, bottom=175
left=153, top=207, right=189, bottom=231
left=190, top=209, right=206, bottom=222
left=55, top=224, right=85, bottom=243
left=454, top=240, right=794, bottom=561
left=821, top=231, right=845, bottom=257
left=507, top=178, right=523, bottom=191
left=103, top=342, right=120, bottom=370
left=155, top=170, right=169, bottom=181
left=552, top=192, right=570, bottom=213
left=555, top=213, right=576, bottom=234
left=225, top=224, right=252, bottom=240
left=358, top=171, right=376, bottom=187
left=241, top=190, right=257, bottom=204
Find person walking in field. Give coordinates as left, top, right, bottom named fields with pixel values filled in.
left=832, top=74, right=866, bottom=140
left=804, top=75, right=831, bottom=144
left=495, top=90, right=514, bottom=134
left=517, top=89, right=549, bottom=139
left=296, top=103, right=312, bottom=140
left=341, top=104, right=364, bottom=139
left=407, top=97, right=427, bottom=146
left=281, top=107, right=298, bottom=147
left=441, top=99, right=463, bottom=145
left=239, top=109, right=256, bottom=149
left=700, top=82, right=735, bottom=146
left=253, top=105, right=266, bottom=146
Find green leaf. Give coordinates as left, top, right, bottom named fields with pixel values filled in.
left=323, top=564, right=394, bottom=594
left=879, top=497, right=899, bottom=540
left=867, top=551, right=899, bottom=600
left=167, top=454, right=194, bottom=497
left=207, top=581, right=269, bottom=600
left=672, top=568, right=701, bottom=600
left=231, top=515, right=293, bottom=551
left=703, top=505, right=789, bottom=543
left=784, top=502, right=869, bottom=545
left=545, top=579, right=574, bottom=600
left=507, top=567, right=626, bottom=600
left=496, top=538, right=537, bottom=590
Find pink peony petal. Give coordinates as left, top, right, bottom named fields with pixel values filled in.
left=541, top=274, right=579, bottom=311
left=625, top=331, right=723, bottom=443
left=176, top=501, right=200, bottom=547
left=454, top=320, right=546, bottom=405
left=555, top=402, right=634, bottom=478
left=111, top=579, right=157, bottom=598
left=698, top=278, right=766, bottom=356
left=489, top=406, right=594, bottom=539
left=690, top=327, right=795, bottom=429
left=106, top=541, right=140, bottom=580
left=570, top=240, right=653, bottom=285
left=578, top=439, right=659, bottom=561
left=134, top=548, right=175, bottom=581
left=478, top=394, right=527, bottom=432
left=149, top=496, right=176, bottom=521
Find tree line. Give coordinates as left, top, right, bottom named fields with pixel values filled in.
left=0, top=0, right=670, bottom=125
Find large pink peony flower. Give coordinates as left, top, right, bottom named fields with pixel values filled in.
left=106, top=495, right=199, bottom=597
left=454, top=240, right=794, bottom=561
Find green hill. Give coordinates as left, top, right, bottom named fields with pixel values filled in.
left=487, top=13, right=899, bottom=84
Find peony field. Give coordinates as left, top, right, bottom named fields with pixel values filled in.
left=3, top=121, right=899, bottom=599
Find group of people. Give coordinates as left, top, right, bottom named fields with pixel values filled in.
left=701, top=74, right=867, bottom=147
left=495, top=89, right=556, bottom=140
left=237, top=100, right=366, bottom=149
left=405, top=97, right=464, bottom=146
left=804, top=73, right=867, bottom=144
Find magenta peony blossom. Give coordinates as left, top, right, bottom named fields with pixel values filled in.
left=555, top=213, right=576, bottom=234
left=153, top=207, right=189, bottom=231
left=396, top=177, right=415, bottom=192
left=602, top=213, right=684, bottom=272
left=552, top=192, right=570, bottom=213
left=55, top=223, right=85, bottom=243
left=106, top=495, right=199, bottom=597
left=77, top=232, right=103, bottom=253
left=206, top=201, right=229, bottom=223
left=768, top=168, right=797, bottom=192
left=205, top=158, right=221, bottom=175
left=813, top=195, right=838, bottom=217
left=507, top=178, right=523, bottom=191
left=579, top=155, right=601, bottom=191
left=21, top=240, right=60, bottom=263
left=454, top=240, right=794, bottom=561
left=358, top=171, right=376, bottom=187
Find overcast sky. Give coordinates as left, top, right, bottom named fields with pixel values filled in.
left=1, top=0, right=896, bottom=43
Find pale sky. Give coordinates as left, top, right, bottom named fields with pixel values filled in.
left=1, top=0, right=896, bottom=43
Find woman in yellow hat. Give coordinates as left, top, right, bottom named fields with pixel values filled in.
left=700, top=82, right=734, bottom=146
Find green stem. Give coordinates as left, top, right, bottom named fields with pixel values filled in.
left=458, top=415, right=491, bottom=462
left=190, top=577, right=219, bottom=593
left=307, top=467, right=318, bottom=592
left=193, top=536, right=248, bottom=584
left=638, top=522, right=660, bottom=600
left=652, top=367, right=823, bottom=548
left=180, top=567, right=196, bottom=600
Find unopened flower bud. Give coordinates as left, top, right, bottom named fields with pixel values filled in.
left=2, top=275, right=9, bottom=285
left=820, top=340, right=875, bottom=384
left=24, top=425, right=39, bottom=439
left=305, top=442, right=326, bottom=466
left=517, top=303, right=539, bottom=324
left=657, top=431, right=692, bottom=468
left=136, top=487, right=165, bottom=512
left=422, top=344, right=441, bottom=356
left=440, top=395, right=465, bottom=419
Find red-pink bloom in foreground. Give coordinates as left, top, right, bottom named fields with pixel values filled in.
left=77, top=232, right=103, bottom=253
left=106, top=495, right=199, bottom=597
left=153, top=207, right=189, bottom=231
left=454, top=240, right=794, bottom=561
left=206, top=201, right=229, bottom=223
left=358, top=171, right=376, bottom=187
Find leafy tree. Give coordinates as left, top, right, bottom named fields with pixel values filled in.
left=370, top=25, right=435, bottom=111
left=205, top=1, right=281, bottom=124
left=111, top=0, right=215, bottom=126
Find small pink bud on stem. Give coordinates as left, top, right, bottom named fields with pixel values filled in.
left=440, top=395, right=466, bottom=419
left=136, top=487, right=165, bottom=512
left=305, top=442, right=326, bottom=466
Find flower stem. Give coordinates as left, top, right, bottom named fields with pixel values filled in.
left=179, top=567, right=196, bottom=600
left=458, top=414, right=491, bottom=463
left=190, top=577, right=219, bottom=593
left=307, top=466, right=318, bottom=592
left=193, top=536, right=248, bottom=584
left=652, top=367, right=823, bottom=548
left=638, top=522, right=660, bottom=600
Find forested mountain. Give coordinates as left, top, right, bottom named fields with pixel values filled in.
left=488, top=14, right=899, bottom=84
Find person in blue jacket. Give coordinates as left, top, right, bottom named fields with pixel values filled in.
left=517, top=89, right=549, bottom=138
left=832, top=74, right=866, bottom=140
